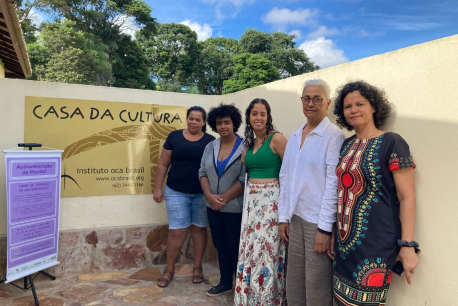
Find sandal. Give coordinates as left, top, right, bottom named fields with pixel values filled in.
left=192, top=266, right=204, bottom=284
left=157, top=269, right=174, bottom=288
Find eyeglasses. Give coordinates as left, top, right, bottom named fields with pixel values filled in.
left=300, top=96, right=325, bottom=105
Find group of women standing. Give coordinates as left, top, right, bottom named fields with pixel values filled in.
left=153, top=80, right=419, bottom=306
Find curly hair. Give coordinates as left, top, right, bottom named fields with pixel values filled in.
left=187, top=106, right=207, bottom=132
left=333, top=81, right=393, bottom=131
left=243, top=98, right=276, bottom=150
left=207, top=103, right=243, bottom=133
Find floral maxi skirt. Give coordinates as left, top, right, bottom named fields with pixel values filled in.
left=234, top=181, right=287, bottom=306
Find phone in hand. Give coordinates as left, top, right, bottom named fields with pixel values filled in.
left=392, top=248, right=421, bottom=276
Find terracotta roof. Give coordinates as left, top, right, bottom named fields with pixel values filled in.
left=0, top=0, right=31, bottom=78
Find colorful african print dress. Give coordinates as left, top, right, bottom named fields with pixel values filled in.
left=333, top=133, right=416, bottom=306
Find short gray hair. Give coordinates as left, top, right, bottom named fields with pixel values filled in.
left=303, top=79, right=331, bottom=99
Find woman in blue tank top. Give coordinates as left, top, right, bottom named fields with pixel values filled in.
left=234, top=99, right=288, bottom=306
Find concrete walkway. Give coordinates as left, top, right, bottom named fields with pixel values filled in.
left=0, top=262, right=234, bottom=306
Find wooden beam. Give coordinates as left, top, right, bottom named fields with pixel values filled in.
left=1, top=54, right=21, bottom=66
left=0, top=26, right=10, bottom=37
left=0, top=32, right=13, bottom=44
left=0, top=20, right=7, bottom=29
left=3, top=62, right=24, bottom=76
left=5, top=70, right=23, bottom=78
left=0, top=0, right=28, bottom=77
left=0, top=48, right=19, bottom=61
left=0, top=43, right=16, bottom=56
left=2, top=62, right=22, bottom=75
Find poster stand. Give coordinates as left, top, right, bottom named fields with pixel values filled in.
left=2, top=143, right=60, bottom=306
left=0, top=270, right=56, bottom=306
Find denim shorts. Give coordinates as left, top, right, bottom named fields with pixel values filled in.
left=163, top=185, right=208, bottom=229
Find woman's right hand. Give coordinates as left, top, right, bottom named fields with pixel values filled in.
left=153, top=189, right=164, bottom=203
left=208, top=194, right=225, bottom=210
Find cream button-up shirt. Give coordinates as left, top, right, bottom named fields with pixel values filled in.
left=278, top=116, right=345, bottom=232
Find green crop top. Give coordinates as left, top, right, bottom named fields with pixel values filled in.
left=245, top=132, right=282, bottom=179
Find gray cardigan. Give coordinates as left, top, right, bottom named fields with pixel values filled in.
left=198, top=137, right=246, bottom=213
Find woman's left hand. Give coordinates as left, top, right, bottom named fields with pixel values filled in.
left=396, top=247, right=420, bottom=285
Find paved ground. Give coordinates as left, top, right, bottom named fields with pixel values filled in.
left=0, top=262, right=234, bottom=306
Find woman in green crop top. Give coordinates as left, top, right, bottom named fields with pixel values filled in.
left=234, top=99, right=288, bottom=306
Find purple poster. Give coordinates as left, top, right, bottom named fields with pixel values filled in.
left=4, top=152, right=62, bottom=282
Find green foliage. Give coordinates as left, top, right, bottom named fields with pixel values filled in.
left=43, top=46, right=98, bottom=84
left=223, top=53, right=280, bottom=94
left=26, top=0, right=158, bottom=86
left=138, top=23, right=200, bottom=89
left=16, top=0, right=319, bottom=94
left=15, top=0, right=48, bottom=43
left=239, top=29, right=272, bottom=53
left=239, top=29, right=319, bottom=78
left=27, top=19, right=103, bottom=84
left=112, top=35, right=155, bottom=89
left=195, top=37, right=239, bottom=95
left=39, top=0, right=157, bottom=39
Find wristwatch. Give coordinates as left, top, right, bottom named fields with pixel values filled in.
left=397, top=240, right=419, bottom=248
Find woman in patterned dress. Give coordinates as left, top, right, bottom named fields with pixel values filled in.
left=330, top=81, right=420, bottom=305
left=234, top=99, right=288, bottom=306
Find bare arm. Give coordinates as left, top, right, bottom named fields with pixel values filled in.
left=153, top=149, right=172, bottom=203
left=271, top=133, right=288, bottom=161
left=393, top=167, right=418, bottom=284
left=241, top=148, right=247, bottom=165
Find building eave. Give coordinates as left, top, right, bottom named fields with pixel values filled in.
left=0, top=0, right=32, bottom=78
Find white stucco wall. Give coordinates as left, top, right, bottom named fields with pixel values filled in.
left=0, top=34, right=457, bottom=305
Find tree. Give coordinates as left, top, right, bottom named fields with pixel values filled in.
left=28, top=19, right=107, bottom=84
left=223, top=53, right=280, bottom=94
left=138, top=23, right=200, bottom=91
left=43, top=47, right=98, bottom=84
left=239, top=29, right=272, bottom=53
left=112, top=35, right=155, bottom=90
left=239, top=29, right=319, bottom=78
left=37, top=0, right=158, bottom=85
left=195, top=37, right=238, bottom=95
left=15, top=0, right=48, bottom=43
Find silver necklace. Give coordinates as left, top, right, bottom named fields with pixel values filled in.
left=365, top=130, right=376, bottom=139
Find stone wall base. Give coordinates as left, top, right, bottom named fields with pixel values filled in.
left=0, top=224, right=217, bottom=279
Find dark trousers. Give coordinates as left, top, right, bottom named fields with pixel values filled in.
left=207, top=207, right=242, bottom=287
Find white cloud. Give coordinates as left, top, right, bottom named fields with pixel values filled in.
left=299, top=36, right=349, bottom=68
left=180, top=19, right=213, bottom=41
left=202, top=0, right=255, bottom=22
left=28, top=7, right=45, bottom=26
left=261, top=7, right=320, bottom=30
left=357, top=29, right=385, bottom=37
left=383, top=21, right=441, bottom=31
left=114, top=14, right=139, bottom=38
left=289, top=30, right=302, bottom=40
left=202, top=0, right=247, bottom=4
left=307, top=25, right=340, bottom=39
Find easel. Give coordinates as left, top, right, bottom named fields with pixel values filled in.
left=0, top=271, right=56, bottom=306
left=0, top=143, right=57, bottom=306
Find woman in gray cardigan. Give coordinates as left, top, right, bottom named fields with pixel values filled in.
left=199, top=103, right=246, bottom=297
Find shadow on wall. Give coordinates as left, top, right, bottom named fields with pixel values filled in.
left=231, top=86, right=458, bottom=305
left=383, top=116, right=458, bottom=305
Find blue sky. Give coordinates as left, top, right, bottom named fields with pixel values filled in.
left=146, top=0, right=458, bottom=68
